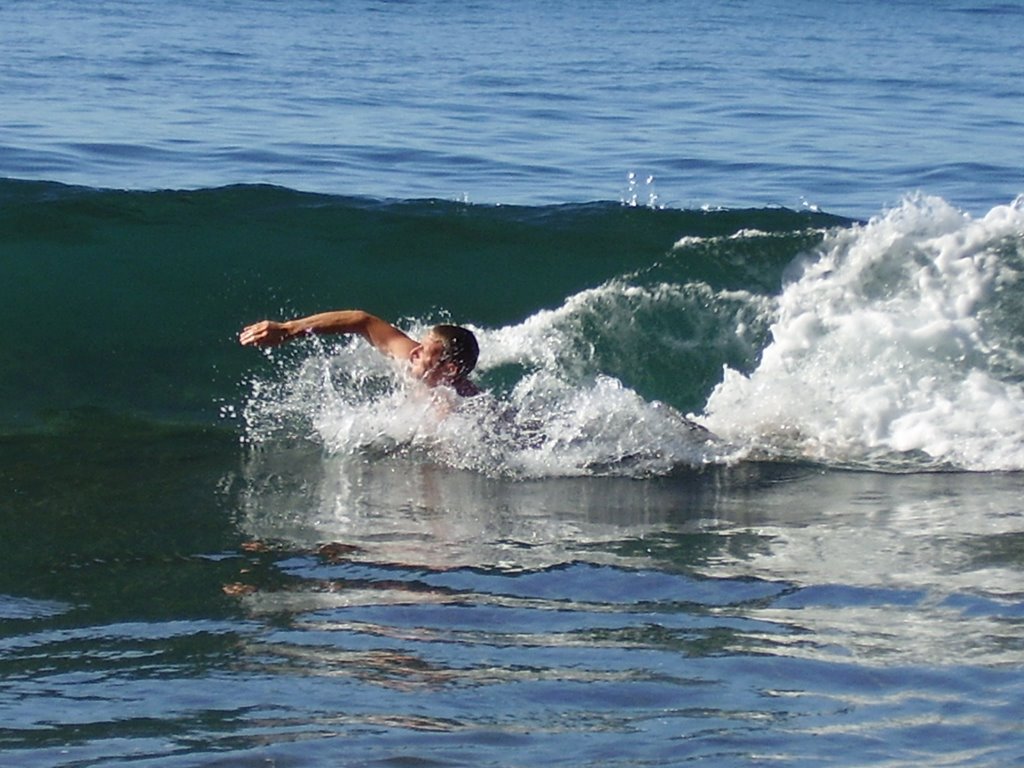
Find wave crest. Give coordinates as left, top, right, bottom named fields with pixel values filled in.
left=701, top=195, right=1024, bottom=471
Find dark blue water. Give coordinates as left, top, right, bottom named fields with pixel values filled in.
left=2, top=1, right=1024, bottom=766
left=2, top=0, right=1022, bottom=216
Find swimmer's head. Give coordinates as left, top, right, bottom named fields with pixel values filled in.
left=431, top=324, right=479, bottom=378
left=408, top=324, right=479, bottom=386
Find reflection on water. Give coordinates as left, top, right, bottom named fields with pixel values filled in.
left=234, top=445, right=1024, bottom=671
left=2, top=432, right=1021, bottom=766
left=236, top=442, right=751, bottom=570
left=214, top=448, right=1024, bottom=766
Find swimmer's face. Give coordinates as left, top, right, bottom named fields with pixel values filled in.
left=408, top=332, right=455, bottom=385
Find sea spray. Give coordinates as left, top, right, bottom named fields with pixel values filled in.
left=701, top=195, right=1024, bottom=471
left=240, top=337, right=725, bottom=478
left=213, top=190, right=1024, bottom=474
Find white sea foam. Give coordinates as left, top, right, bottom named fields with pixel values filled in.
left=244, top=366, right=722, bottom=479
left=240, top=284, right=729, bottom=478
left=700, top=195, right=1024, bottom=471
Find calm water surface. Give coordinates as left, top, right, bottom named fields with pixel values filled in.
left=1, top=0, right=1022, bottom=215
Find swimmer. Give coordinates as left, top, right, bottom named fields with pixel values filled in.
left=239, top=310, right=480, bottom=397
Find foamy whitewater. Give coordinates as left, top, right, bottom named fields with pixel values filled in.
left=703, top=195, right=1024, bottom=471
left=240, top=196, right=1024, bottom=476
left=240, top=332, right=725, bottom=479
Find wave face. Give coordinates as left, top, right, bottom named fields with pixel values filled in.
left=3, top=179, right=1023, bottom=473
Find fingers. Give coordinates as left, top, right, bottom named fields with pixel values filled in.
left=238, top=323, right=259, bottom=346
left=239, top=320, right=277, bottom=347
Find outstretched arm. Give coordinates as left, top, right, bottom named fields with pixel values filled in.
left=239, top=310, right=418, bottom=360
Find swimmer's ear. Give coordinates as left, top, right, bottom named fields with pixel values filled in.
left=441, top=361, right=460, bottom=381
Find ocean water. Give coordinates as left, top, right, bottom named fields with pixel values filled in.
left=3, top=0, right=1023, bottom=214
left=2, top=1, right=1024, bottom=766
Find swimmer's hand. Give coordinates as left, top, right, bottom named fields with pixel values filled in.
left=239, top=320, right=296, bottom=348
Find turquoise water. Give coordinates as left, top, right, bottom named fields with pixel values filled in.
left=2, top=1, right=1024, bottom=766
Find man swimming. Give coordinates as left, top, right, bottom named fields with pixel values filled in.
left=239, top=310, right=481, bottom=397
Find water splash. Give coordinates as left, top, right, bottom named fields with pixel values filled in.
left=622, top=171, right=662, bottom=209
left=701, top=195, right=1024, bottom=471
left=239, top=307, right=728, bottom=478
left=239, top=196, right=1024, bottom=474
